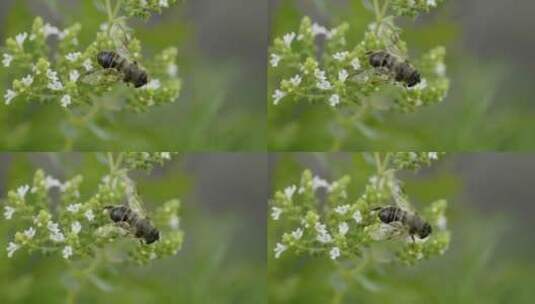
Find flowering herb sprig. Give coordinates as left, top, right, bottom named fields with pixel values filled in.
left=270, top=152, right=450, bottom=268
left=269, top=0, right=449, bottom=115
left=1, top=0, right=181, bottom=146
left=2, top=152, right=183, bottom=266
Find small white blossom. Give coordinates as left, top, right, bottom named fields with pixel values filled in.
left=60, top=95, right=71, bottom=108
left=435, top=62, right=446, bottom=76
left=274, top=242, right=287, bottom=259
left=24, top=227, right=36, bottom=239
left=334, top=205, right=350, bottom=215
left=50, top=232, right=65, bottom=242
left=2, top=53, right=13, bottom=67
left=84, top=209, right=95, bottom=222
left=410, top=78, right=427, bottom=91
left=169, top=215, right=180, bottom=229
left=43, top=23, right=60, bottom=38
left=167, top=63, right=178, bottom=77
left=328, top=94, right=340, bottom=107
left=270, top=53, right=281, bottom=67
left=69, top=70, right=80, bottom=82
left=271, top=207, right=283, bottom=221
left=4, top=206, right=15, bottom=220
left=427, top=0, right=437, bottom=7
left=21, top=74, right=34, bottom=86
left=159, top=0, right=169, bottom=7
left=7, top=242, right=20, bottom=258
left=5, top=89, right=17, bottom=105
left=17, top=185, right=30, bottom=199
left=71, top=221, right=82, bottom=234
left=284, top=185, right=297, bottom=200
left=291, top=228, right=303, bottom=240
left=44, top=176, right=62, bottom=189
left=48, top=81, right=64, bottom=91
left=338, top=222, right=349, bottom=236
left=353, top=210, right=362, bottom=224
left=317, top=80, right=332, bottom=90
left=289, top=74, right=302, bottom=87
left=145, top=79, right=161, bottom=90
left=351, top=58, right=361, bottom=70
left=437, top=215, right=447, bottom=230
left=315, top=223, right=332, bottom=243
left=83, top=59, right=93, bottom=71
left=65, top=52, right=81, bottom=62
left=66, top=203, right=82, bottom=213
left=428, top=152, right=439, bottom=160
left=283, top=32, right=296, bottom=48
left=311, top=23, right=329, bottom=36
left=333, top=51, right=349, bottom=62
left=62, top=246, right=73, bottom=259
left=15, top=32, right=28, bottom=48
left=312, top=176, right=330, bottom=191
left=338, top=69, right=348, bottom=83
left=272, top=89, right=286, bottom=105
left=330, top=247, right=340, bottom=260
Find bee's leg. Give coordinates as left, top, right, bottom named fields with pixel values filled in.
left=411, top=235, right=416, bottom=243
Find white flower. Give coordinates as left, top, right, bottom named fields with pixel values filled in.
left=65, top=52, right=81, bottom=62
left=43, top=23, right=60, bottom=38
left=83, top=59, right=93, bottom=71
left=44, top=176, right=62, bottom=189
left=2, top=53, right=13, bottom=67
left=48, top=81, right=64, bottom=91
left=7, top=242, right=20, bottom=258
left=314, top=69, right=327, bottom=81
left=4, top=206, right=15, bottom=220
left=145, top=79, right=161, bottom=90
left=62, top=246, right=73, bottom=259
left=329, top=247, right=340, bottom=260
left=353, top=210, right=362, bottom=224
left=284, top=185, right=297, bottom=200
left=410, top=78, right=427, bottom=91
left=5, top=89, right=17, bottom=105
left=334, top=205, right=350, bottom=215
left=312, top=176, right=330, bottom=190
left=289, top=74, right=302, bottom=87
left=17, top=185, right=30, bottom=199
left=338, top=222, right=349, bottom=236
left=21, top=75, right=34, bottom=86
left=428, top=152, right=438, bottom=160
left=427, top=0, right=437, bottom=7
left=338, top=69, right=348, bottom=83
left=369, top=223, right=396, bottom=241
left=283, top=32, right=296, bottom=48
left=47, top=221, right=60, bottom=233
left=169, top=215, right=180, bottom=229
left=71, top=221, right=82, bottom=234
left=315, top=223, right=332, bottom=243
left=274, top=242, right=287, bottom=259
left=291, top=228, right=303, bottom=240
left=311, top=23, right=329, bottom=36
left=69, top=70, right=80, bottom=82
left=159, top=0, right=169, bottom=7
left=24, top=227, right=36, bottom=239
left=15, top=32, right=28, bottom=47
left=66, top=203, right=82, bottom=213
left=351, top=58, right=361, bottom=70
left=435, top=62, right=446, bottom=76
left=50, top=232, right=65, bottom=242
left=60, top=95, right=72, bottom=108
left=317, top=80, right=332, bottom=90
left=83, top=210, right=94, bottom=222
left=333, top=51, right=349, bottom=62
left=271, top=207, right=283, bottom=221
left=270, top=53, right=281, bottom=67
left=437, top=215, right=447, bottom=230
left=167, top=63, right=178, bottom=77
left=329, top=94, right=340, bottom=107
left=272, top=89, right=286, bottom=105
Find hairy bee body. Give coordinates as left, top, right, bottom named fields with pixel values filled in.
left=97, top=51, right=148, bottom=88
left=377, top=206, right=432, bottom=239
left=105, top=205, right=160, bottom=244
left=368, top=51, right=421, bottom=87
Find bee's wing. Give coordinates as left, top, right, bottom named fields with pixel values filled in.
left=390, top=180, right=414, bottom=212
left=123, top=176, right=148, bottom=218
left=81, top=69, right=122, bottom=85
left=370, top=222, right=409, bottom=241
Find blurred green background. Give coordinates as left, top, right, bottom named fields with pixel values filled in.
left=268, top=153, right=535, bottom=304
left=0, top=0, right=267, bottom=151
left=0, top=153, right=267, bottom=303
left=268, top=0, right=535, bottom=151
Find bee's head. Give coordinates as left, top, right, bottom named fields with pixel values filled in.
left=97, top=51, right=113, bottom=68
left=407, top=70, right=421, bottom=87
left=368, top=51, right=387, bottom=68
left=134, top=72, right=148, bottom=88
left=107, top=206, right=127, bottom=222
left=145, top=229, right=160, bottom=244
left=418, top=222, right=432, bottom=239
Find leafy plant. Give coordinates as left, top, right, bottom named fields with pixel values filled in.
left=2, top=152, right=183, bottom=302
left=270, top=152, right=450, bottom=302
left=269, top=0, right=449, bottom=148
left=1, top=0, right=181, bottom=149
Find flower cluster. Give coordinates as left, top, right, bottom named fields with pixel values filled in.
left=2, top=153, right=183, bottom=265
left=269, top=1, right=449, bottom=114
left=123, top=0, right=179, bottom=19
left=391, top=152, right=445, bottom=170
left=1, top=2, right=181, bottom=112
left=390, top=0, right=446, bottom=18
left=121, top=152, right=177, bottom=170
left=270, top=153, right=450, bottom=266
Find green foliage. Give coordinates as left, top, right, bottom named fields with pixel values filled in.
left=2, top=153, right=183, bottom=266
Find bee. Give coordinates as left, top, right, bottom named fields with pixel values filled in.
left=368, top=51, right=421, bottom=87
left=373, top=206, right=432, bottom=241
left=96, top=51, right=148, bottom=88
left=104, top=205, right=160, bottom=244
